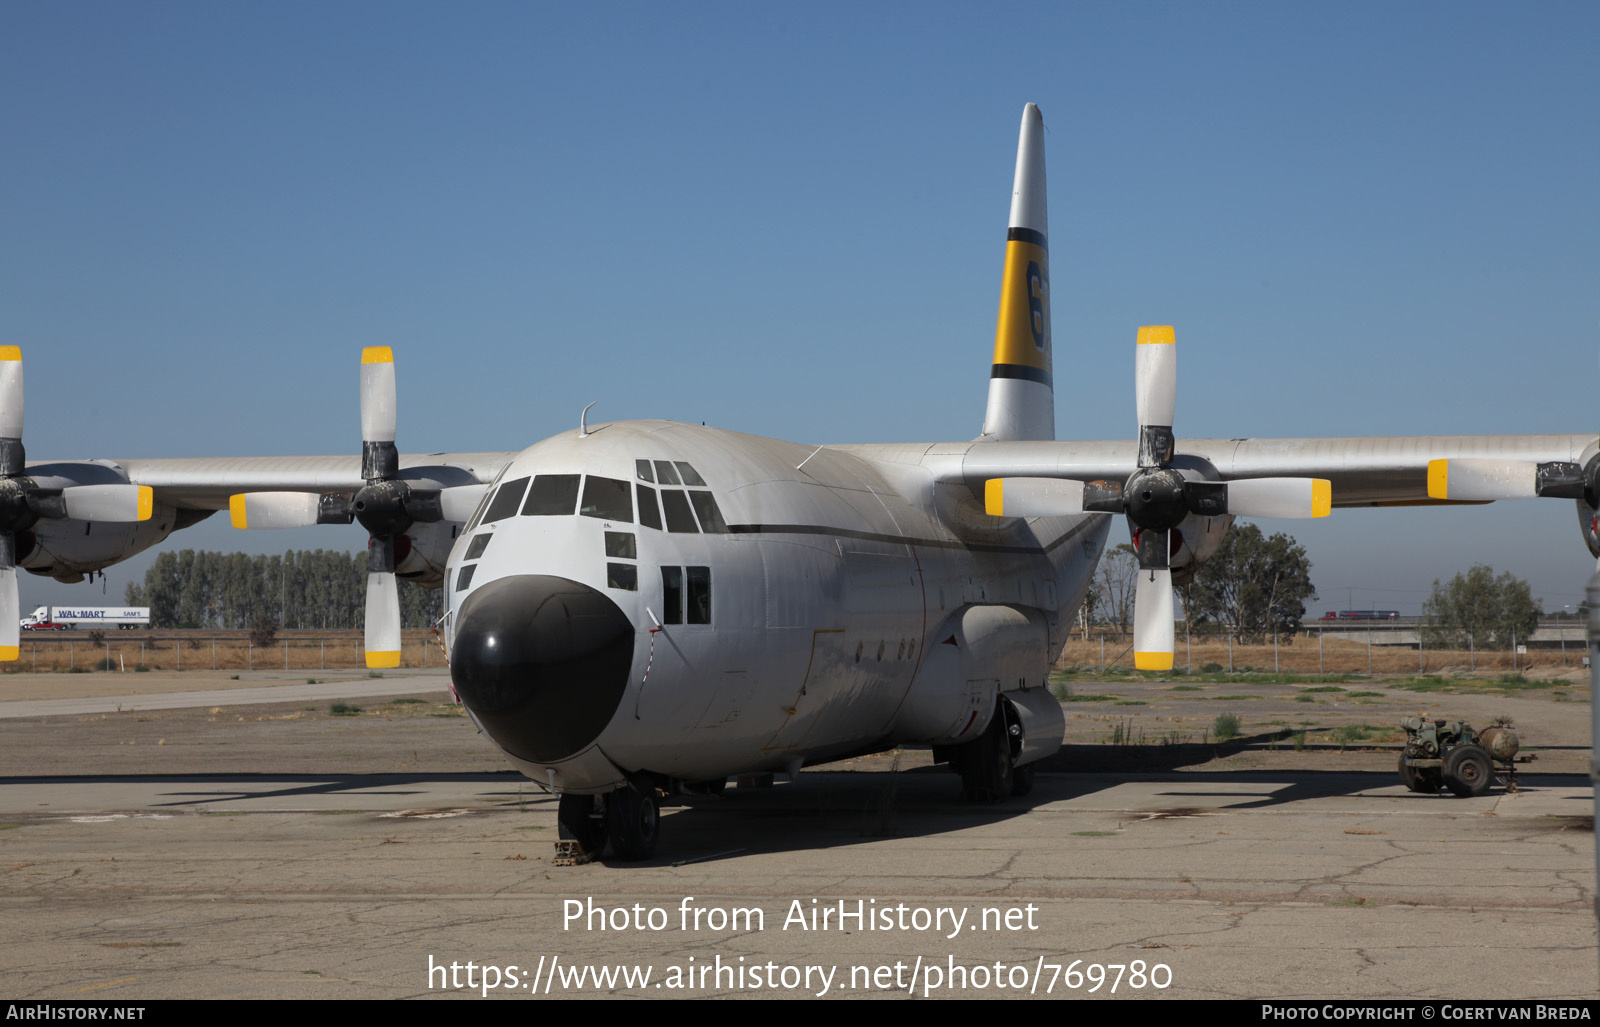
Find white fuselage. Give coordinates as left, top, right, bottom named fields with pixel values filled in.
left=443, top=420, right=1106, bottom=794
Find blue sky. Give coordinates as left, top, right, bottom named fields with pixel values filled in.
left=4, top=1, right=1596, bottom=614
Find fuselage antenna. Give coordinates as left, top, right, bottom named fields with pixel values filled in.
left=579, top=401, right=597, bottom=438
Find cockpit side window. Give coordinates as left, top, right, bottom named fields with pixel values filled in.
left=523, top=474, right=581, bottom=516
left=464, top=467, right=510, bottom=532
left=481, top=476, right=530, bottom=524
left=687, top=491, right=726, bottom=533
left=659, top=489, right=698, bottom=533
left=636, top=484, right=662, bottom=530
left=580, top=476, right=633, bottom=522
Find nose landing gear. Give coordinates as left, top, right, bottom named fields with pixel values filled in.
left=555, top=775, right=661, bottom=864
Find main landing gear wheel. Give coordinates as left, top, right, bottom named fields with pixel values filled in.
left=955, top=703, right=1015, bottom=803
left=1442, top=744, right=1493, bottom=798
left=1010, top=762, right=1036, bottom=797
left=557, top=793, right=606, bottom=857
left=605, top=777, right=660, bottom=861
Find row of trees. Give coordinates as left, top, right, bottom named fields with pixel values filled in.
left=125, top=549, right=441, bottom=630
left=1088, top=524, right=1317, bottom=643
left=1419, top=564, right=1541, bottom=650
left=1086, top=523, right=1541, bottom=650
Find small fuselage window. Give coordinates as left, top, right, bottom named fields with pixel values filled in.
left=464, top=533, right=492, bottom=560
left=659, top=565, right=710, bottom=625
left=661, top=566, right=683, bottom=624
left=686, top=566, right=711, bottom=624
left=607, top=563, right=638, bottom=591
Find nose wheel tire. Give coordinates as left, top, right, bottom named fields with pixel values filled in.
left=556, top=793, right=605, bottom=858
left=606, top=778, right=660, bottom=861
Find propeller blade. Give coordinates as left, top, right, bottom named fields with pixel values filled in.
left=1133, top=565, right=1175, bottom=671
left=61, top=484, right=153, bottom=523
left=439, top=483, right=491, bottom=522
left=360, top=346, right=397, bottom=444
left=0, top=346, right=21, bottom=444
left=365, top=536, right=401, bottom=669
left=0, top=347, right=23, bottom=479
left=1427, top=458, right=1589, bottom=501
left=0, top=534, right=16, bottom=661
left=984, top=477, right=1085, bottom=517
left=1427, top=458, right=1533, bottom=501
left=1222, top=477, right=1333, bottom=519
left=229, top=492, right=322, bottom=529
left=1134, top=326, right=1176, bottom=467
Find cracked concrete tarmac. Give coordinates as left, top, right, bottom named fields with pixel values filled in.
left=0, top=669, right=1593, bottom=999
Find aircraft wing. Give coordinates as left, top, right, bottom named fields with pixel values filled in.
left=109, top=452, right=519, bottom=511
left=949, top=433, right=1595, bottom=507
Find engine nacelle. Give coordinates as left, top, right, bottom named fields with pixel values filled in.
left=1169, top=510, right=1234, bottom=586
left=20, top=503, right=202, bottom=583
left=393, top=518, right=456, bottom=588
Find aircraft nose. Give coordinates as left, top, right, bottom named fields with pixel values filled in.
left=450, top=574, right=634, bottom=764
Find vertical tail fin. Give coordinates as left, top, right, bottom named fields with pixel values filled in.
left=981, top=103, right=1054, bottom=441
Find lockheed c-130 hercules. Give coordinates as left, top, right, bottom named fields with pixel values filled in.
left=1, top=104, right=1592, bottom=860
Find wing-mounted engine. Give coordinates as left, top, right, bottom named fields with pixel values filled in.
left=1127, top=453, right=1236, bottom=586
left=980, top=326, right=1331, bottom=669
left=228, top=348, right=488, bottom=667
left=0, top=349, right=164, bottom=659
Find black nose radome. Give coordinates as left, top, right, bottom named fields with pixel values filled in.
left=450, top=574, right=634, bottom=764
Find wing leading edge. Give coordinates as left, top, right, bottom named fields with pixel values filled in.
left=941, top=433, right=1593, bottom=507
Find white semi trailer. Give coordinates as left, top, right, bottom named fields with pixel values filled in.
left=20, top=606, right=150, bottom=630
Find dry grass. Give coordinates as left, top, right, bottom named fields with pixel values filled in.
left=8, top=630, right=445, bottom=673
left=1057, top=633, right=1576, bottom=676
